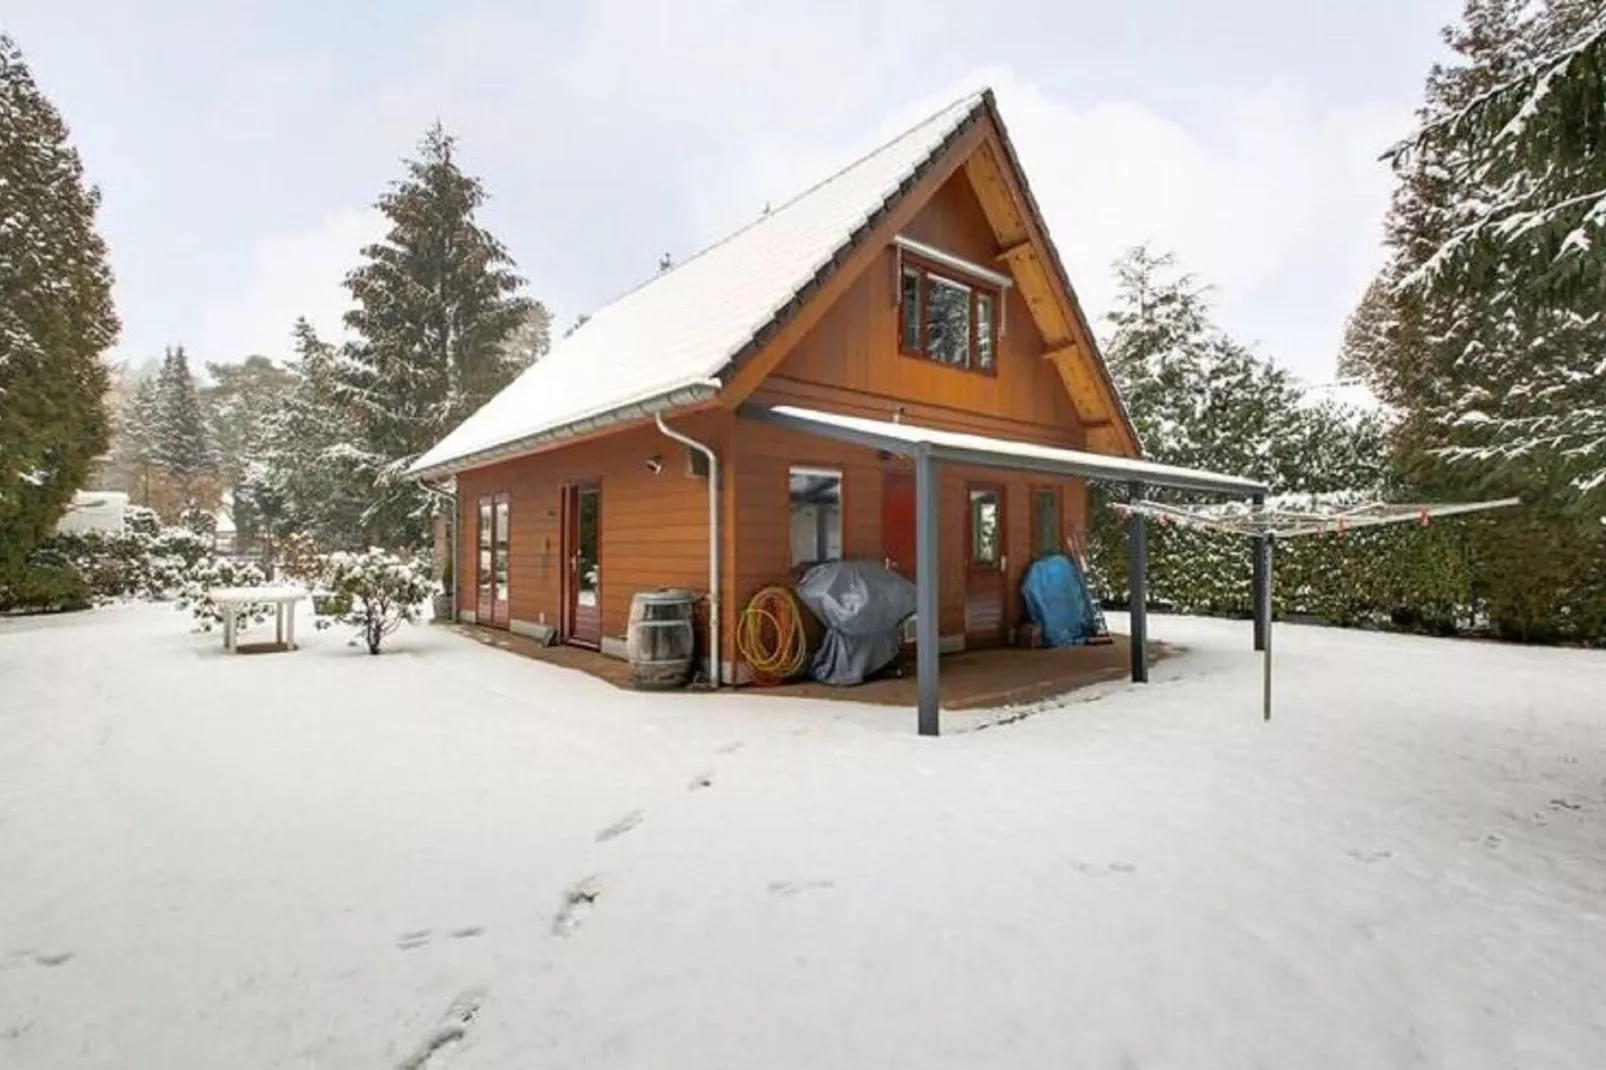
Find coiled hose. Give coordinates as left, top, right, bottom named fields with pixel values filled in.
left=738, top=585, right=810, bottom=685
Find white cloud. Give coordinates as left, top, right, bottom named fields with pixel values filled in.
left=177, top=27, right=1407, bottom=380
left=192, top=208, right=383, bottom=364
left=669, top=67, right=1406, bottom=378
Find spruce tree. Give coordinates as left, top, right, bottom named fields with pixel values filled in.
left=1387, top=1, right=1606, bottom=504
left=337, top=123, right=532, bottom=548
left=150, top=345, right=217, bottom=515
left=119, top=374, right=160, bottom=506
left=256, top=318, right=368, bottom=549
left=204, top=355, right=293, bottom=552
left=0, top=34, right=118, bottom=588
left=500, top=302, right=553, bottom=373
left=1102, top=247, right=1372, bottom=493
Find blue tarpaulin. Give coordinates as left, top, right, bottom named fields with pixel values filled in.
left=1021, top=554, right=1101, bottom=647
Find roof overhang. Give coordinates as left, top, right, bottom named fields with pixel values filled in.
left=409, top=380, right=721, bottom=482
left=740, top=404, right=1266, bottom=498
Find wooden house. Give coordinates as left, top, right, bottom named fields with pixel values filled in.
left=411, top=90, right=1265, bottom=732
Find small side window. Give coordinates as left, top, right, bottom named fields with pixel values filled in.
left=899, top=267, right=922, bottom=354
left=1031, top=488, right=1060, bottom=558
left=976, top=291, right=995, bottom=371
left=789, top=467, right=843, bottom=567
left=969, top=488, right=1001, bottom=567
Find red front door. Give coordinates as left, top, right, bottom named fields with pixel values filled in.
left=965, top=483, right=1007, bottom=644
left=475, top=494, right=510, bottom=628
left=563, top=483, right=602, bottom=647
left=882, top=471, right=916, bottom=578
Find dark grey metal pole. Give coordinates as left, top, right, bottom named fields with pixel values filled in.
left=1127, top=482, right=1148, bottom=684
left=915, top=446, right=941, bottom=736
left=1251, top=493, right=1268, bottom=653
left=1262, top=534, right=1275, bottom=721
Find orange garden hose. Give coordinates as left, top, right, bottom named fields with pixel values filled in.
left=738, top=585, right=810, bottom=685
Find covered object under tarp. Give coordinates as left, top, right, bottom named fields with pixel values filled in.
left=794, top=560, right=917, bottom=686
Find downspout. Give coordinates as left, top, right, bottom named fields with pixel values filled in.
left=418, top=477, right=459, bottom=621
left=654, top=413, right=721, bottom=687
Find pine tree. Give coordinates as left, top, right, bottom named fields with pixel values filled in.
left=150, top=345, right=217, bottom=516
left=1386, top=1, right=1606, bottom=504
left=204, top=354, right=293, bottom=553
left=499, top=301, right=553, bottom=375
left=255, top=318, right=368, bottom=550
left=1102, top=247, right=1371, bottom=493
left=0, top=34, right=118, bottom=588
left=336, top=123, right=533, bottom=548
left=1335, top=277, right=1394, bottom=383
left=120, top=373, right=160, bottom=506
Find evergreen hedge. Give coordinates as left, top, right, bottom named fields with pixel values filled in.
left=1085, top=500, right=1606, bottom=647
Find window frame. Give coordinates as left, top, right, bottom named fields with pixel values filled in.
left=897, top=253, right=1001, bottom=377
left=787, top=465, right=845, bottom=569
left=967, top=485, right=1004, bottom=569
left=1030, top=485, right=1063, bottom=560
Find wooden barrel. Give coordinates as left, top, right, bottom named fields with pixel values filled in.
left=627, top=589, right=697, bottom=689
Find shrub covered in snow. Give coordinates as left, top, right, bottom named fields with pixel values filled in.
left=145, top=527, right=214, bottom=598
left=313, top=548, right=432, bottom=654
left=0, top=546, right=91, bottom=613
left=174, top=557, right=271, bottom=632
left=275, top=531, right=327, bottom=586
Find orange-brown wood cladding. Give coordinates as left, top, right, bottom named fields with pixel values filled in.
left=767, top=171, right=1086, bottom=441
left=450, top=145, right=1105, bottom=675
left=455, top=412, right=733, bottom=650
left=730, top=419, right=1088, bottom=643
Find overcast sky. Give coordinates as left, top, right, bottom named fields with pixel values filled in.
left=10, top=0, right=1459, bottom=381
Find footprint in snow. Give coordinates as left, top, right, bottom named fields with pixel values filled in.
left=688, top=771, right=714, bottom=791
left=395, top=988, right=486, bottom=1070
left=596, top=810, right=644, bottom=842
left=2, top=950, right=73, bottom=969
left=1346, top=849, right=1393, bottom=864
left=449, top=926, right=485, bottom=940
left=1070, top=861, right=1136, bottom=876
left=553, top=877, right=602, bottom=936
left=396, top=930, right=432, bottom=951
left=769, top=880, right=835, bottom=897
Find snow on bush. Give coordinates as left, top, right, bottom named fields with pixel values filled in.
left=174, top=557, right=271, bottom=633
left=313, top=548, right=432, bottom=654
left=140, top=527, right=213, bottom=600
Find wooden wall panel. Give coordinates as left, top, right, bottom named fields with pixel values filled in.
left=766, top=170, right=1087, bottom=443
left=726, top=419, right=1090, bottom=648
left=456, top=412, right=732, bottom=652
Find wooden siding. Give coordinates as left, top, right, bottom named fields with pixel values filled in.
left=760, top=170, right=1085, bottom=446
left=452, top=134, right=1107, bottom=680
left=729, top=419, right=1088, bottom=643
left=456, top=412, right=733, bottom=654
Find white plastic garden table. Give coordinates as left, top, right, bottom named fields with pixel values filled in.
left=211, top=585, right=308, bottom=653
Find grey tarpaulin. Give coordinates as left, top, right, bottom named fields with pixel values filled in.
left=794, top=560, right=917, bottom=686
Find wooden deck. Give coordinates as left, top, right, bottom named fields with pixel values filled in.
left=449, top=622, right=1165, bottom=712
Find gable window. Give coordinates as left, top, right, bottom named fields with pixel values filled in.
left=898, top=258, right=1000, bottom=373
left=789, top=467, right=843, bottom=567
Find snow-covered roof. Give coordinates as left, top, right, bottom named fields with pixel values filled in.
left=55, top=490, right=129, bottom=535
left=748, top=405, right=1267, bottom=498
left=410, top=93, right=988, bottom=479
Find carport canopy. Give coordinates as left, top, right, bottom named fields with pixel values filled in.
left=738, top=403, right=1272, bottom=735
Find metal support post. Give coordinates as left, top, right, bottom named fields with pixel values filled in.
left=915, top=446, right=941, bottom=736
left=1128, top=482, right=1148, bottom=684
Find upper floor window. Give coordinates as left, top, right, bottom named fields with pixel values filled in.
left=900, top=259, right=999, bottom=373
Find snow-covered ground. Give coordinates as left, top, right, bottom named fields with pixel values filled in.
left=3, top=605, right=1606, bottom=1068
